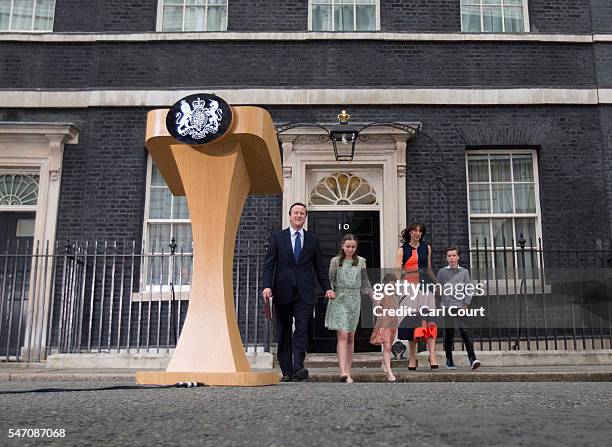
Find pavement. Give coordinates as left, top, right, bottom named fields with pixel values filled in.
left=1, top=363, right=612, bottom=383
left=1, top=381, right=611, bottom=446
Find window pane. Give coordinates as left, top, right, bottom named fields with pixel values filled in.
left=12, top=0, right=34, bottom=30
left=516, top=247, right=538, bottom=280
left=504, top=0, right=523, bottom=5
left=0, top=0, right=10, bottom=30
left=355, top=4, right=375, bottom=31
left=172, top=195, right=190, bottom=219
left=494, top=251, right=515, bottom=280
left=482, top=6, right=503, bottom=32
left=151, top=164, right=166, bottom=186
left=173, top=223, right=193, bottom=247
left=514, top=184, right=536, bottom=213
left=334, top=3, right=354, bottom=31
left=467, top=155, right=489, bottom=182
left=162, top=5, right=183, bottom=31
left=173, top=255, right=193, bottom=285
left=491, top=218, right=513, bottom=246
left=515, top=218, right=536, bottom=247
left=147, top=256, right=169, bottom=285
left=461, top=5, right=481, bottom=32
left=149, top=188, right=173, bottom=219
left=184, top=5, right=205, bottom=31
left=312, top=4, right=332, bottom=31
left=504, top=6, right=524, bottom=32
left=470, top=218, right=490, bottom=248
left=492, top=183, right=513, bottom=213
left=207, top=5, right=226, bottom=31
left=512, top=155, right=534, bottom=181
left=469, top=184, right=491, bottom=214
left=490, top=155, right=511, bottom=182
left=148, top=223, right=172, bottom=253
left=470, top=253, right=493, bottom=280
left=33, top=0, right=54, bottom=31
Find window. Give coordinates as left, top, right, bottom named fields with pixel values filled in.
left=310, top=0, right=378, bottom=32
left=309, top=172, right=377, bottom=205
left=142, top=158, right=193, bottom=289
left=157, top=0, right=227, bottom=32
left=0, top=171, right=39, bottom=208
left=466, top=151, right=542, bottom=279
left=0, top=0, right=55, bottom=32
left=461, top=0, right=529, bottom=33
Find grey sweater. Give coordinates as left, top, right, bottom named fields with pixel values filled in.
left=436, top=266, right=473, bottom=307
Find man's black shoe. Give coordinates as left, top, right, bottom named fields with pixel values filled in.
left=280, top=375, right=293, bottom=382
left=293, top=368, right=309, bottom=382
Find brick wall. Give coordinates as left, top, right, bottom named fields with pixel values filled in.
left=528, top=0, right=593, bottom=34
left=0, top=41, right=596, bottom=89
left=50, top=1, right=603, bottom=34
left=12, top=104, right=609, bottom=251
left=381, top=0, right=461, bottom=32
left=591, top=0, right=612, bottom=33
left=228, top=0, right=307, bottom=32
left=54, top=0, right=157, bottom=32
left=595, top=43, right=612, bottom=88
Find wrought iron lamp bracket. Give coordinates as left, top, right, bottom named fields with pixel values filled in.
left=356, top=122, right=421, bottom=142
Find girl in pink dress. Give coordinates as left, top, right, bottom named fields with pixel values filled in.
left=370, top=273, right=399, bottom=382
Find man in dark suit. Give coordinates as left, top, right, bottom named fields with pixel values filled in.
left=262, top=202, right=335, bottom=382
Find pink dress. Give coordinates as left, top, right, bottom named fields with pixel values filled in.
left=370, top=291, right=398, bottom=345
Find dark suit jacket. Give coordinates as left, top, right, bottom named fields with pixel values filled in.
left=262, top=228, right=331, bottom=305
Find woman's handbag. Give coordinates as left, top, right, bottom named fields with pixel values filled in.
left=413, top=321, right=437, bottom=341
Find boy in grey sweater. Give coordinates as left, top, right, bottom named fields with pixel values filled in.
left=437, top=246, right=481, bottom=370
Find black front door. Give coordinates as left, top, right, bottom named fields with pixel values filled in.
left=0, top=211, right=36, bottom=356
left=308, top=211, right=380, bottom=352
left=0, top=212, right=36, bottom=248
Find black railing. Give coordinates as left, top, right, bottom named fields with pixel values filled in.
left=0, top=240, right=271, bottom=362
left=442, top=238, right=612, bottom=352
left=0, top=239, right=610, bottom=362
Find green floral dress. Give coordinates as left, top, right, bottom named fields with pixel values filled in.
left=325, top=256, right=373, bottom=332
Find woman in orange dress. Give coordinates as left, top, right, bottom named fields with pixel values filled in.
left=395, top=223, right=439, bottom=370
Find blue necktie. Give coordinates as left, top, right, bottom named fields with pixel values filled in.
left=294, top=232, right=302, bottom=263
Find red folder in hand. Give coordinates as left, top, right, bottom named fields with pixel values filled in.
left=264, top=298, right=273, bottom=321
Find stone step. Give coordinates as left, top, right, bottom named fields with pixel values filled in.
left=297, top=349, right=612, bottom=368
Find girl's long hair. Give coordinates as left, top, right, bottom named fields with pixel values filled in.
left=337, top=233, right=359, bottom=267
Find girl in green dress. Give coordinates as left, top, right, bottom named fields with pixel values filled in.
left=325, top=234, right=373, bottom=383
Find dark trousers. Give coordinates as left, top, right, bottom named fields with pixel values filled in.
left=274, top=289, right=314, bottom=377
left=444, top=314, right=477, bottom=362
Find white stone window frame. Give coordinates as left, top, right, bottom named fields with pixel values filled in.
left=155, top=0, right=228, bottom=32
left=308, top=0, right=380, bottom=32
left=465, top=148, right=546, bottom=292
left=460, top=0, right=530, bottom=33
left=135, top=155, right=192, bottom=301
left=0, top=0, right=56, bottom=32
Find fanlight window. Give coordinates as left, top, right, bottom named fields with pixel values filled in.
left=0, top=173, right=39, bottom=206
left=310, top=172, right=377, bottom=205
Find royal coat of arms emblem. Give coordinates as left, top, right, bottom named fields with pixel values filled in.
left=166, top=93, right=233, bottom=145
left=175, top=97, right=223, bottom=139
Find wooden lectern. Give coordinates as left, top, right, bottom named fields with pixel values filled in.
left=136, top=105, right=282, bottom=386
